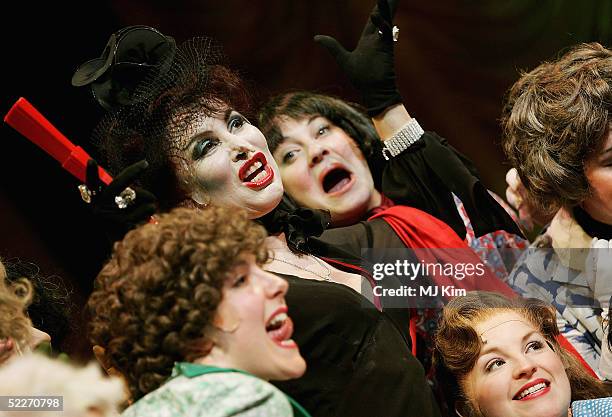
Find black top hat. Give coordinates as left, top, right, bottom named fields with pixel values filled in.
left=72, top=25, right=176, bottom=111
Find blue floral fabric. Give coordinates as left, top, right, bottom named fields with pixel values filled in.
left=571, top=397, right=612, bottom=417
left=506, top=233, right=603, bottom=373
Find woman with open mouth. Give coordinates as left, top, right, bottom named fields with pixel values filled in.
left=88, top=206, right=310, bottom=416
left=76, top=26, right=441, bottom=417
left=433, top=292, right=610, bottom=417
left=257, top=0, right=527, bottom=283
left=258, top=91, right=527, bottom=281
left=255, top=0, right=539, bottom=385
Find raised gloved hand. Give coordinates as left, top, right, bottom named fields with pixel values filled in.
left=81, top=159, right=157, bottom=242
left=315, top=0, right=401, bottom=116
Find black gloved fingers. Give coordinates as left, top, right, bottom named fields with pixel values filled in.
left=313, top=35, right=349, bottom=64
left=387, top=0, right=400, bottom=17
left=124, top=204, right=157, bottom=224
left=105, top=160, right=149, bottom=196
left=131, top=187, right=157, bottom=204
left=92, top=187, right=156, bottom=211
left=376, top=0, right=399, bottom=22
left=362, top=2, right=380, bottom=36
left=85, top=159, right=103, bottom=194
left=371, top=0, right=400, bottom=41
left=96, top=202, right=156, bottom=225
left=376, top=0, right=391, bottom=24
left=371, top=13, right=393, bottom=41
left=365, top=0, right=396, bottom=36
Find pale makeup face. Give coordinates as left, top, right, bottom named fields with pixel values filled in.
left=173, top=108, right=284, bottom=219
left=583, top=126, right=612, bottom=224
left=272, top=116, right=381, bottom=226
left=464, top=311, right=571, bottom=417
left=212, top=254, right=306, bottom=381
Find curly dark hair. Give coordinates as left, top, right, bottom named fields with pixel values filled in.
left=94, top=37, right=253, bottom=211
left=87, top=206, right=268, bottom=400
left=258, top=91, right=386, bottom=188
left=501, top=42, right=612, bottom=215
left=433, top=292, right=608, bottom=417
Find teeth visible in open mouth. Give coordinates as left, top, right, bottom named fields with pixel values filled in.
left=516, top=382, right=547, bottom=399
left=245, top=161, right=263, bottom=178
left=251, top=168, right=267, bottom=182
left=280, top=339, right=295, bottom=346
left=267, top=312, right=287, bottom=331
left=243, top=161, right=267, bottom=183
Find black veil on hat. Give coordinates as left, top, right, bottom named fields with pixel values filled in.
left=89, top=34, right=236, bottom=210
left=72, top=25, right=176, bottom=111
left=84, top=28, right=331, bottom=248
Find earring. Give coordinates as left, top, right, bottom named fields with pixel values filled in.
left=191, top=189, right=210, bottom=207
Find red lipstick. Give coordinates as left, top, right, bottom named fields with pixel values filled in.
left=265, top=306, right=297, bottom=349
left=513, top=378, right=550, bottom=401
left=239, top=152, right=274, bottom=190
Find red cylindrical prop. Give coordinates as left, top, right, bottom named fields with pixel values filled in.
left=4, top=97, right=112, bottom=184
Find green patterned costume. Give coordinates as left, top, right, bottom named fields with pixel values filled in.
left=122, top=363, right=311, bottom=417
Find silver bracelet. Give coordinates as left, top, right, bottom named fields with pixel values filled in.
left=381, top=118, right=424, bottom=160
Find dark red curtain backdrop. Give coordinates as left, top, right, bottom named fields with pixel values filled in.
left=2, top=0, right=611, bottom=358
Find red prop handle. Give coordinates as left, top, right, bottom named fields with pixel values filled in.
left=4, top=97, right=112, bottom=185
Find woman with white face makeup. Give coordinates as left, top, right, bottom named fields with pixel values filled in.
left=77, top=29, right=442, bottom=417
left=433, top=292, right=610, bottom=417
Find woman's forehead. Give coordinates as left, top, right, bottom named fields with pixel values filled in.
left=476, top=311, right=537, bottom=345
left=170, top=107, right=230, bottom=146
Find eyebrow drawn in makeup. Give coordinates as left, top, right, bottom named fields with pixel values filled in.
left=182, top=108, right=236, bottom=151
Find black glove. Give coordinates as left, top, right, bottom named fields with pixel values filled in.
left=84, top=159, right=157, bottom=242
left=315, top=0, right=401, bottom=116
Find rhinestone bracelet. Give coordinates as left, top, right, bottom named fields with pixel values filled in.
left=381, top=118, right=424, bottom=160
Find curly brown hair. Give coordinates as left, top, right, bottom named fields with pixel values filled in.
left=433, top=292, right=607, bottom=417
left=501, top=42, right=612, bottom=215
left=0, top=259, right=33, bottom=357
left=87, top=206, right=268, bottom=400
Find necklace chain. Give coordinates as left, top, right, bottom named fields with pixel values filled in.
left=271, top=254, right=332, bottom=282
